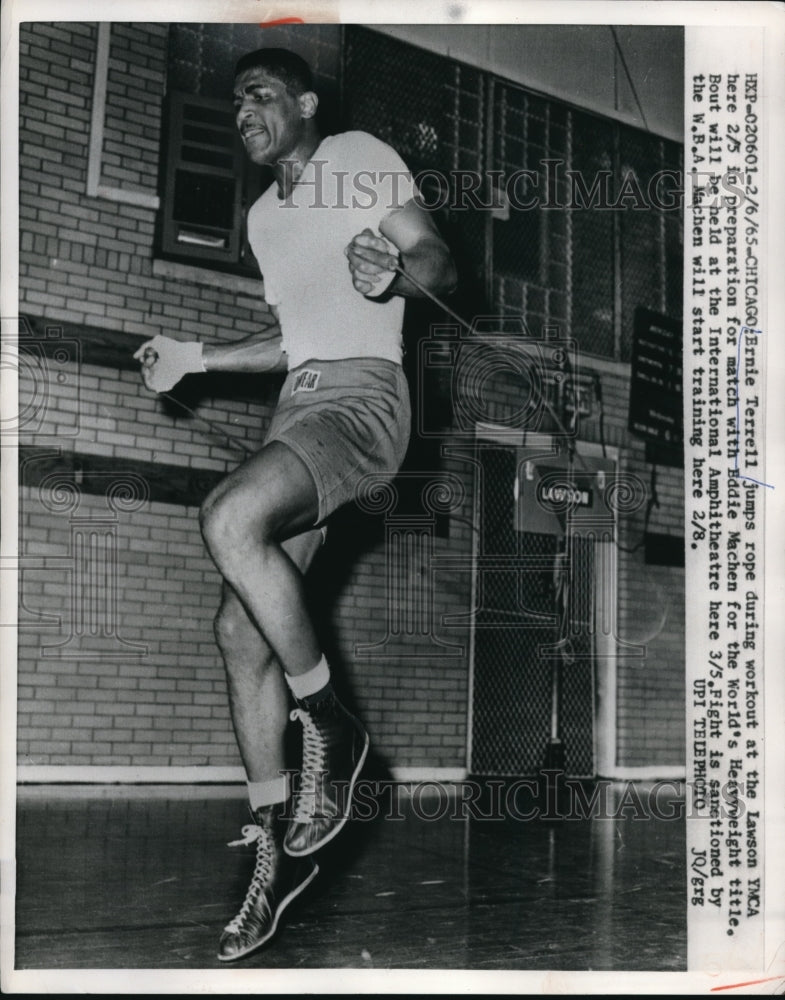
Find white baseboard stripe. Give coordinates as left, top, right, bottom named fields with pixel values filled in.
left=16, top=766, right=247, bottom=784
left=16, top=764, right=683, bottom=785
left=599, top=766, right=686, bottom=781
left=390, top=767, right=468, bottom=782
left=16, top=765, right=469, bottom=785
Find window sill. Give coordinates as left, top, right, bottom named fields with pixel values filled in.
left=152, top=258, right=266, bottom=298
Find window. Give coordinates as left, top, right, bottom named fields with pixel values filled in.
left=156, top=22, right=341, bottom=278
left=159, top=91, right=262, bottom=276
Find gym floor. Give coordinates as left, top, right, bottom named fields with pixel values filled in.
left=14, top=780, right=685, bottom=972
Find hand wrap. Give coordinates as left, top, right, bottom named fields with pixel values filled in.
left=133, top=335, right=205, bottom=393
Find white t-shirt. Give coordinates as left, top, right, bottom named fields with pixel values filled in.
left=247, top=131, right=417, bottom=369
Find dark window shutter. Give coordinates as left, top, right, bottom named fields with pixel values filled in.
left=160, top=91, right=263, bottom=276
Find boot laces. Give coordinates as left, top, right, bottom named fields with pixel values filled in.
left=290, top=707, right=327, bottom=822
left=223, top=823, right=274, bottom=934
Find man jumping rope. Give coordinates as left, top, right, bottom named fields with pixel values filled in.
left=134, top=48, right=456, bottom=961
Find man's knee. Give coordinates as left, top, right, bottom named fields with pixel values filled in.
left=200, top=482, right=267, bottom=562
left=200, top=484, right=231, bottom=552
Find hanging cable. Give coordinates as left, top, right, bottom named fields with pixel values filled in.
left=393, top=262, right=593, bottom=473
left=149, top=263, right=661, bottom=560
left=609, top=26, right=651, bottom=133
left=159, top=391, right=253, bottom=457
left=592, top=372, right=607, bottom=459
left=616, top=463, right=659, bottom=554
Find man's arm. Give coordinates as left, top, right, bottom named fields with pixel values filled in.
left=345, top=198, right=456, bottom=300
left=134, top=318, right=287, bottom=393
left=202, top=325, right=287, bottom=374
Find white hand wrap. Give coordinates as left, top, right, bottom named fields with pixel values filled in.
left=135, top=334, right=205, bottom=393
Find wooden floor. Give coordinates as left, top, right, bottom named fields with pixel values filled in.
left=13, top=781, right=686, bottom=972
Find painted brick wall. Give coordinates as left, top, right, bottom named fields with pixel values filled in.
left=616, top=441, right=685, bottom=768
left=19, top=20, right=338, bottom=339
left=18, top=491, right=235, bottom=767
left=579, top=362, right=686, bottom=768
left=18, top=465, right=473, bottom=771
left=475, top=351, right=685, bottom=770
left=16, top=21, right=684, bottom=777
left=17, top=21, right=473, bottom=773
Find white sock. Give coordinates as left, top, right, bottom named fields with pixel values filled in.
left=285, top=654, right=331, bottom=702
left=247, top=775, right=289, bottom=811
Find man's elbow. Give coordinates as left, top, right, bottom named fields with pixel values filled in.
left=441, top=252, right=458, bottom=297
left=433, top=245, right=458, bottom=297
left=401, top=236, right=457, bottom=299
left=418, top=237, right=457, bottom=296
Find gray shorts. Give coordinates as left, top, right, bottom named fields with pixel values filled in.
left=264, top=357, right=411, bottom=523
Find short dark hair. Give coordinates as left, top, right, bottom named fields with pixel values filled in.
left=233, top=48, right=314, bottom=96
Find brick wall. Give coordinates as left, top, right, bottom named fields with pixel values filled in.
left=582, top=362, right=686, bottom=768
left=18, top=492, right=235, bottom=767
left=512, top=354, right=684, bottom=770
left=616, top=442, right=685, bottom=768
left=21, top=23, right=167, bottom=332
left=16, top=20, right=684, bottom=777
left=17, top=21, right=473, bottom=774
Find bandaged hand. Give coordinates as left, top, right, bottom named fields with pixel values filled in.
left=133, top=334, right=205, bottom=392
left=345, top=228, right=400, bottom=298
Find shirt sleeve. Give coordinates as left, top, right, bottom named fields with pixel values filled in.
left=261, top=271, right=280, bottom=307
left=342, top=131, right=419, bottom=223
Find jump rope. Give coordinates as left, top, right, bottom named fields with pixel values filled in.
left=390, top=261, right=660, bottom=557
left=147, top=257, right=666, bottom=754
left=147, top=257, right=658, bottom=554
left=153, top=262, right=584, bottom=460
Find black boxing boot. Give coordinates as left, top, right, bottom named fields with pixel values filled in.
left=284, top=691, right=369, bottom=857
left=218, top=802, right=318, bottom=961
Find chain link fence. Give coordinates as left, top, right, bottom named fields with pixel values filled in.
left=469, top=447, right=595, bottom=777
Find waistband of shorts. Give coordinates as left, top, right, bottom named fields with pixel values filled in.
left=285, top=357, right=405, bottom=387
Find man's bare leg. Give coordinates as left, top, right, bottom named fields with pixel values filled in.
left=213, top=528, right=323, bottom=963
left=213, top=528, right=325, bottom=786
left=201, top=440, right=368, bottom=862
left=200, top=441, right=323, bottom=676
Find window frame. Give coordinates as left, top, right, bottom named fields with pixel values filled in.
left=157, top=90, right=264, bottom=279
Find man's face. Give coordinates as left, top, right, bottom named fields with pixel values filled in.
left=233, top=67, right=308, bottom=166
